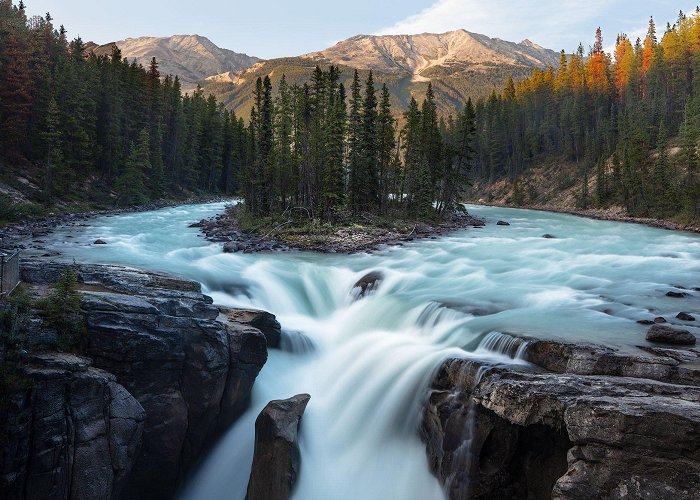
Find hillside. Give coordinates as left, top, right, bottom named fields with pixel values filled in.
left=201, top=30, right=559, bottom=119
left=90, top=35, right=260, bottom=93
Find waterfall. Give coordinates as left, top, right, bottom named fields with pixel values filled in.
left=475, top=331, right=529, bottom=360
left=43, top=201, right=700, bottom=500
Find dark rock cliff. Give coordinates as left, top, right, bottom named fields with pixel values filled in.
left=1, top=260, right=270, bottom=500
left=422, top=342, right=700, bottom=499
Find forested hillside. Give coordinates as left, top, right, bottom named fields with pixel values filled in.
left=472, top=12, right=700, bottom=223
left=0, top=0, right=475, bottom=225
left=0, top=0, right=243, bottom=219
left=202, top=29, right=558, bottom=121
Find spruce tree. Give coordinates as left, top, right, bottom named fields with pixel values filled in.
left=376, top=83, right=395, bottom=213
left=359, top=70, right=379, bottom=212
left=348, top=70, right=363, bottom=213
left=116, top=129, right=151, bottom=206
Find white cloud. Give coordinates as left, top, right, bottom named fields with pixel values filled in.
left=375, top=0, right=680, bottom=53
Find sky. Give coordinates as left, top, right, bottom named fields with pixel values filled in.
left=24, top=0, right=695, bottom=58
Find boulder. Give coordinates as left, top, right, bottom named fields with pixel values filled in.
left=666, top=290, right=689, bottom=298
left=93, top=239, right=107, bottom=244
left=247, top=394, right=311, bottom=500
left=677, top=312, right=696, bottom=321
left=219, top=307, right=282, bottom=348
left=542, top=234, right=556, bottom=239
left=496, top=220, right=510, bottom=226
left=646, top=325, right=696, bottom=346
left=222, top=241, right=239, bottom=253
left=352, top=271, right=384, bottom=299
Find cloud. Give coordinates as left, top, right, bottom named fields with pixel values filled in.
left=375, top=0, right=678, bottom=53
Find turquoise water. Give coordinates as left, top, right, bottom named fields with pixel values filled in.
left=44, top=202, right=700, bottom=500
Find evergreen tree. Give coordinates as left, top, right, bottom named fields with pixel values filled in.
left=376, top=83, right=395, bottom=213
left=116, top=129, right=150, bottom=206
left=348, top=70, right=363, bottom=213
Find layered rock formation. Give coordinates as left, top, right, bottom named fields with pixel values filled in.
left=422, top=341, right=700, bottom=499
left=1, top=260, right=271, bottom=500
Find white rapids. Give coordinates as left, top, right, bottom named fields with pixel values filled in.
left=43, top=201, right=700, bottom=500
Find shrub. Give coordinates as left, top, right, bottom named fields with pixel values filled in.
left=40, top=269, right=85, bottom=351
left=0, top=285, right=32, bottom=354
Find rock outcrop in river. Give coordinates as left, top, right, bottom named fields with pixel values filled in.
left=1, top=260, right=271, bottom=500
left=422, top=338, right=700, bottom=499
left=247, top=394, right=311, bottom=500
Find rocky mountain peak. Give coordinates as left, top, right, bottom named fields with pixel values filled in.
left=96, top=34, right=260, bottom=92
left=302, top=29, right=559, bottom=81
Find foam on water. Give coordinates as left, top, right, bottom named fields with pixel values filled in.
left=44, top=201, right=700, bottom=500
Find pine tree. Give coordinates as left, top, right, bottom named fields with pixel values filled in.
left=348, top=70, right=363, bottom=213
left=652, top=121, right=672, bottom=217
left=116, top=129, right=151, bottom=206
left=321, top=70, right=347, bottom=220
left=401, top=97, right=422, bottom=214
left=376, top=83, right=395, bottom=213
left=359, top=71, right=379, bottom=212
left=274, top=74, right=294, bottom=207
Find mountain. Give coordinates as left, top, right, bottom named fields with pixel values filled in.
left=201, top=29, right=559, bottom=119
left=93, top=35, right=260, bottom=93
left=303, top=30, right=559, bottom=81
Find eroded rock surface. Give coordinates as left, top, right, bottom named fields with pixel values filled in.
left=219, top=307, right=282, bottom=348
left=4, top=260, right=270, bottom=500
left=247, top=394, right=311, bottom=500
left=422, top=340, right=700, bottom=499
left=0, top=353, right=145, bottom=500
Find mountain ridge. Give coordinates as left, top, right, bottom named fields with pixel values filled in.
left=88, top=34, right=260, bottom=92
left=300, top=29, right=559, bottom=82
left=201, top=29, right=559, bottom=119
left=88, top=30, right=559, bottom=116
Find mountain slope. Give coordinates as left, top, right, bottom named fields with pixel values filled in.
left=202, top=30, right=559, bottom=119
left=111, top=35, right=259, bottom=92
left=303, top=30, right=559, bottom=81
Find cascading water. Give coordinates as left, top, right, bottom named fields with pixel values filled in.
left=42, top=201, right=700, bottom=500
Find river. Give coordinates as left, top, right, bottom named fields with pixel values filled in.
left=41, top=202, right=700, bottom=500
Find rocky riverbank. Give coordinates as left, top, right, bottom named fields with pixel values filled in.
left=469, top=200, right=700, bottom=234
left=422, top=336, right=700, bottom=499
left=0, top=196, right=233, bottom=252
left=0, top=259, right=276, bottom=500
left=193, top=206, right=486, bottom=254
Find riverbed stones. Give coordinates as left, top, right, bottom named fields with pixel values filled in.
left=677, top=311, right=696, bottom=321
left=247, top=394, right=311, bottom=500
left=646, top=324, right=696, bottom=345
